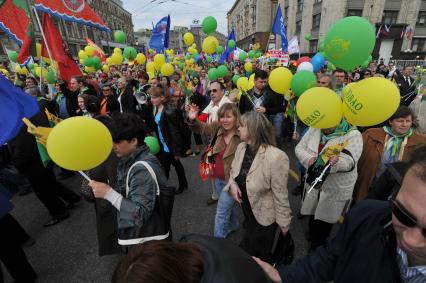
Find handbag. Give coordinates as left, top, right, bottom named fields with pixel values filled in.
left=199, top=128, right=220, bottom=181
left=118, top=161, right=175, bottom=246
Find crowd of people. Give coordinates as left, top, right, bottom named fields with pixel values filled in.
left=1, top=57, right=426, bottom=283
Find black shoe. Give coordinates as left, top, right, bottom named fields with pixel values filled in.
left=206, top=197, right=218, bottom=205
left=65, top=196, right=82, bottom=209
left=43, top=213, right=70, bottom=227
left=175, top=186, right=187, bottom=195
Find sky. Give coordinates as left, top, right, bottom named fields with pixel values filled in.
left=122, top=0, right=234, bottom=34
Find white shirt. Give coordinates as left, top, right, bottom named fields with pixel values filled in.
left=202, top=95, right=232, bottom=122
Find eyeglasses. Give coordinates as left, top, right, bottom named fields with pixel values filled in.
left=211, top=89, right=219, bottom=93
left=390, top=198, right=426, bottom=237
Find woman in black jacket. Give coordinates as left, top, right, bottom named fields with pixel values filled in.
left=116, top=77, right=138, bottom=113
left=149, top=86, right=188, bottom=194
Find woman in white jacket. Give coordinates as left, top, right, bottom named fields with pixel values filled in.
left=295, top=119, right=363, bottom=250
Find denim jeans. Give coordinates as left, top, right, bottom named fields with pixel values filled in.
left=214, top=178, right=240, bottom=238
left=269, top=113, right=284, bottom=146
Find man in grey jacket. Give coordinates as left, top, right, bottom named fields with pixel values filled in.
left=90, top=113, right=168, bottom=245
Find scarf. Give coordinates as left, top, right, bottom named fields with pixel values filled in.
left=383, top=126, right=413, bottom=159
left=320, top=119, right=356, bottom=145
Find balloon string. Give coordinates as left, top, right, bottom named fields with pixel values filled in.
left=79, top=171, right=91, bottom=182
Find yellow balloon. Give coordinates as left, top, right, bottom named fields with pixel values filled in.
left=268, top=67, right=293, bottom=94
left=147, top=71, right=155, bottom=82
left=106, top=57, right=112, bottom=65
left=36, top=43, right=42, bottom=58
left=343, top=77, right=400, bottom=127
left=35, top=66, right=46, bottom=78
left=202, top=36, right=218, bottom=54
left=188, top=47, right=195, bottom=54
left=296, top=87, right=343, bottom=129
left=46, top=117, right=113, bottom=171
left=79, top=58, right=85, bottom=65
left=237, top=77, right=249, bottom=92
left=84, top=45, right=95, bottom=57
left=248, top=73, right=255, bottom=90
left=161, top=63, right=174, bottom=76
left=154, top=54, right=166, bottom=68
left=184, top=32, right=194, bottom=46
left=244, top=62, right=253, bottom=72
left=102, top=64, right=109, bottom=72
left=341, top=83, right=355, bottom=99
left=43, top=57, right=51, bottom=65
left=84, top=66, right=96, bottom=74
left=146, top=62, right=156, bottom=73
left=110, top=53, right=123, bottom=65
left=135, top=53, right=146, bottom=65
left=0, top=68, right=9, bottom=75
left=114, top=47, right=122, bottom=54
left=14, top=65, right=22, bottom=73
left=79, top=50, right=88, bottom=60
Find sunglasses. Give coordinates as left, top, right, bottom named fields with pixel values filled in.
left=211, top=89, right=219, bottom=93
left=390, top=198, right=426, bottom=237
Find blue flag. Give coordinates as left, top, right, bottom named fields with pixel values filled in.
left=272, top=4, right=288, bottom=52
left=0, top=74, right=39, bottom=145
left=219, top=29, right=236, bottom=63
left=149, top=15, right=171, bottom=52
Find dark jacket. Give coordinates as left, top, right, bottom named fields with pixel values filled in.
left=180, top=234, right=272, bottom=283
left=155, top=104, right=186, bottom=157
left=114, top=146, right=167, bottom=231
left=278, top=200, right=401, bottom=283
left=118, top=87, right=138, bottom=113
left=395, top=74, right=417, bottom=106
left=59, top=82, right=79, bottom=117
left=239, top=86, right=286, bottom=115
left=367, top=162, right=407, bottom=201
left=100, top=94, right=120, bottom=115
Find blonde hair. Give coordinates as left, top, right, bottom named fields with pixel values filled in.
left=240, top=111, right=276, bottom=151
left=217, top=103, right=240, bottom=129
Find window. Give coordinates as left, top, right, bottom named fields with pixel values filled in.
left=310, top=39, right=318, bottom=53
left=412, top=38, right=426, bottom=52
left=417, top=11, right=426, bottom=26
left=296, top=20, right=302, bottom=34
left=312, top=13, right=321, bottom=29
left=297, top=0, right=303, bottom=13
left=382, top=10, right=399, bottom=25
left=347, top=9, right=363, bottom=17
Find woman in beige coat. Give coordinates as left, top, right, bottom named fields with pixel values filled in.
left=226, top=111, right=292, bottom=264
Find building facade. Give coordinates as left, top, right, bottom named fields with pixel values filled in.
left=0, top=0, right=135, bottom=60
left=227, top=0, right=285, bottom=50
left=283, top=0, right=426, bottom=60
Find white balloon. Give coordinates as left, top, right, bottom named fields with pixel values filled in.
left=297, top=62, right=314, bottom=72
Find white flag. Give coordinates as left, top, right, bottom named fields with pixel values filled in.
left=287, top=36, right=300, bottom=55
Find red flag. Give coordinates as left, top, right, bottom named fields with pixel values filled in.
left=17, top=23, right=37, bottom=64
left=41, top=13, right=81, bottom=84
left=35, top=0, right=109, bottom=31
left=0, top=0, right=30, bottom=45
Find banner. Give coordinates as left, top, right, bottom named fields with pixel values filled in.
left=34, top=0, right=110, bottom=31
left=149, top=15, right=170, bottom=52
left=269, top=50, right=290, bottom=66
left=0, top=0, right=30, bottom=45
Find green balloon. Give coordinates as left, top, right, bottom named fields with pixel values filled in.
left=318, top=41, right=325, bottom=52
left=216, top=45, right=224, bottom=54
left=208, top=68, right=218, bottom=81
left=206, top=56, right=213, bottom=63
left=144, top=136, right=160, bottom=154
left=114, top=30, right=126, bottom=44
left=185, top=54, right=191, bottom=60
left=232, top=74, right=240, bottom=85
left=28, top=63, right=35, bottom=70
left=228, top=40, right=236, bottom=49
left=178, top=62, right=184, bottom=70
left=304, top=34, right=312, bottom=41
left=202, top=16, right=218, bottom=35
left=255, top=51, right=262, bottom=58
left=217, top=65, right=228, bottom=78
left=92, top=56, right=101, bottom=66
left=324, top=16, right=375, bottom=71
left=239, top=52, right=247, bottom=61
left=84, top=57, right=94, bottom=67
left=46, top=69, right=55, bottom=84
left=327, top=62, right=336, bottom=71
left=123, top=47, right=137, bottom=60
left=248, top=50, right=256, bottom=58
left=290, top=71, right=317, bottom=97
left=8, top=51, right=18, bottom=63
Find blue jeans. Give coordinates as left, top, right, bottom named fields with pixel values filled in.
left=269, top=113, right=284, bottom=146
left=214, top=178, right=240, bottom=238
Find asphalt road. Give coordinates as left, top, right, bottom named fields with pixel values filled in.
left=3, top=145, right=309, bottom=283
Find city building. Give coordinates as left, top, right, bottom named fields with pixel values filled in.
left=282, top=0, right=426, bottom=61
left=227, top=0, right=285, bottom=51
left=0, top=0, right=135, bottom=60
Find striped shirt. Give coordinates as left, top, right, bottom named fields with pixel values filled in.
left=396, top=247, right=426, bottom=283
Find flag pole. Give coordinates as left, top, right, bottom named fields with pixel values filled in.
left=31, top=7, right=56, bottom=76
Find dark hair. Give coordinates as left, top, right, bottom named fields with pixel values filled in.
left=24, top=85, right=41, bottom=97
left=112, top=241, right=204, bottom=283
left=138, top=71, right=149, bottom=82
left=389, top=106, right=413, bottom=121
left=254, top=69, right=268, bottom=80
left=25, top=76, right=38, bottom=85
left=210, top=80, right=225, bottom=90
left=72, top=76, right=86, bottom=86
left=406, top=144, right=426, bottom=183
left=333, top=68, right=346, bottom=75
left=109, top=113, right=147, bottom=145
left=85, top=95, right=101, bottom=114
